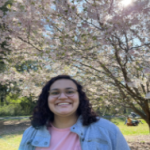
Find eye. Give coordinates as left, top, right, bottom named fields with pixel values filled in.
left=50, top=91, right=59, bottom=95
left=66, top=90, right=75, bottom=94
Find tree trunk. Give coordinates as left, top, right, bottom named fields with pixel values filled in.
left=145, top=115, right=150, bottom=133
left=123, top=108, right=126, bottom=114
left=0, top=97, right=4, bottom=106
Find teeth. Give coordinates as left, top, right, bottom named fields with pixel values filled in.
left=57, top=103, right=70, bottom=106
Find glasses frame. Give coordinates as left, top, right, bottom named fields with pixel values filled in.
left=48, top=89, right=78, bottom=98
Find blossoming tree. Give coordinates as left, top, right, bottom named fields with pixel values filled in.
left=0, top=0, right=150, bottom=128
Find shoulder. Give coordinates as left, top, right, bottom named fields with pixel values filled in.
left=19, top=126, right=38, bottom=149
left=78, top=116, right=130, bottom=149
left=89, top=117, right=120, bottom=135
left=92, top=117, right=117, bottom=128
left=85, top=118, right=130, bottom=150
left=22, top=125, right=49, bottom=139
left=21, top=126, right=39, bottom=140
left=23, top=126, right=37, bottom=135
left=98, top=118, right=117, bottom=129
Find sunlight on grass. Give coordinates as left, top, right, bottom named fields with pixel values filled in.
left=0, top=134, right=23, bottom=150
left=111, top=118, right=149, bottom=135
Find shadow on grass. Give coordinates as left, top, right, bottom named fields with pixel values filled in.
left=0, top=120, right=30, bottom=137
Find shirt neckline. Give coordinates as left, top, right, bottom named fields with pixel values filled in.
left=50, top=123, right=71, bottom=132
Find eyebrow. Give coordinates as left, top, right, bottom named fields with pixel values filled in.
left=50, top=87, right=75, bottom=91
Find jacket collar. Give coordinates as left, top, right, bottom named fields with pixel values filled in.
left=31, top=115, right=85, bottom=147
left=70, top=115, right=85, bottom=138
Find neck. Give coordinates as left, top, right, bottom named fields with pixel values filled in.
left=52, top=114, right=78, bottom=128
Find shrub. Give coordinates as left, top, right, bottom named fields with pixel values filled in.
left=0, top=96, right=36, bottom=116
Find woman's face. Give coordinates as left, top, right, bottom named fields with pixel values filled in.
left=48, top=79, right=79, bottom=118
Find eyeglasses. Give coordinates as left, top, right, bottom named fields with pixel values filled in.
left=49, top=89, right=78, bottom=98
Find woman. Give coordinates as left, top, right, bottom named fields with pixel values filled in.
left=19, top=75, right=130, bottom=150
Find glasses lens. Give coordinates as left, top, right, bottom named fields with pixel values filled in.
left=65, top=90, right=76, bottom=97
left=49, top=89, right=77, bottom=97
left=50, top=91, right=60, bottom=97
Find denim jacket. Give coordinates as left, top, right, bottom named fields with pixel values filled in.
left=19, top=117, right=130, bottom=150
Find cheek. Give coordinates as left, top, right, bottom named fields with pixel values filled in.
left=76, top=95, right=80, bottom=103
left=73, top=95, right=79, bottom=104
left=76, top=96, right=80, bottom=106
left=48, top=97, right=55, bottom=106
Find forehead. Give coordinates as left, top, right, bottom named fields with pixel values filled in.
left=50, top=79, right=77, bottom=90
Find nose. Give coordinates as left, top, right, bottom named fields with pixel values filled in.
left=58, top=92, right=67, bottom=99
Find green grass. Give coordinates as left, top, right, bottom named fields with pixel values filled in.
left=0, top=116, right=30, bottom=121
left=0, top=115, right=30, bottom=117
left=0, top=133, right=23, bottom=150
left=0, top=117, right=149, bottom=150
left=110, top=117, right=149, bottom=135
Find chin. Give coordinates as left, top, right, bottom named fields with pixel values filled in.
left=57, top=112, right=76, bottom=117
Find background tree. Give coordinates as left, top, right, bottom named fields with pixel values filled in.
left=0, top=0, right=13, bottom=105
left=1, top=0, right=150, bottom=128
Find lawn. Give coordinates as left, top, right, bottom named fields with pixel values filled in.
left=110, top=118, right=149, bottom=135
left=0, top=133, right=22, bottom=150
left=0, top=118, right=149, bottom=150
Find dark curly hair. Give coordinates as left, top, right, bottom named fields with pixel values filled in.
left=30, top=75, right=99, bottom=128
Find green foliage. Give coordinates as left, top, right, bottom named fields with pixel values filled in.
left=0, top=0, right=13, bottom=13
left=15, top=60, right=39, bottom=73
left=0, top=61, right=6, bottom=73
left=0, top=0, right=13, bottom=68
left=0, top=96, right=36, bottom=116
left=0, top=104, right=23, bottom=116
left=19, top=98, right=36, bottom=115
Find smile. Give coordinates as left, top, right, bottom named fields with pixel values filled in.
left=57, top=103, right=71, bottom=106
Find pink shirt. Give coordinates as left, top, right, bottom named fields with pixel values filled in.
left=35, top=124, right=81, bottom=150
